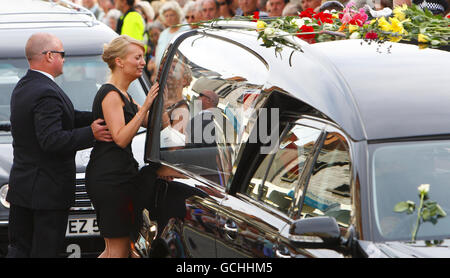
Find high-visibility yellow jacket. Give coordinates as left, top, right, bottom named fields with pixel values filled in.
left=118, top=10, right=145, bottom=42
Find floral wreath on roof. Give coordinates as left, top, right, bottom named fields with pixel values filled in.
left=191, top=2, right=449, bottom=52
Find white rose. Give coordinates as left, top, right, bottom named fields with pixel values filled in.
left=303, top=17, right=312, bottom=24
left=264, top=27, right=276, bottom=37
left=292, top=18, right=305, bottom=28
left=350, top=32, right=361, bottom=39
left=323, top=23, right=334, bottom=30
left=418, top=184, right=430, bottom=195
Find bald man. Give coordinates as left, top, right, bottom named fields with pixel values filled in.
left=7, top=33, right=111, bottom=258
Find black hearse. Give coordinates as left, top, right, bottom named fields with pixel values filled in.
left=136, top=21, right=450, bottom=258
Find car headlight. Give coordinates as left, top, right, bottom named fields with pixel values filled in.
left=0, top=184, right=9, bottom=209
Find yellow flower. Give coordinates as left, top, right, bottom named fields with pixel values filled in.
left=348, top=24, right=359, bottom=33
left=393, top=4, right=407, bottom=21
left=390, top=17, right=405, bottom=34
left=256, top=20, right=266, bottom=30
left=418, top=33, right=430, bottom=43
left=378, top=17, right=392, bottom=32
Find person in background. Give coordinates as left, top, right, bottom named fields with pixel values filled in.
left=7, top=32, right=111, bottom=258
left=135, top=1, right=156, bottom=25
left=282, top=1, right=303, bottom=15
left=83, top=0, right=105, bottom=20
left=151, top=1, right=165, bottom=25
left=115, top=0, right=145, bottom=42
left=99, top=0, right=115, bottom=15
left=267, top=0, right=287, bottom=16
left=301, top=0, right=322, bottom=11
left=146, top=21, right=165, bottom=80
left=154, top=1, right=190, bottom=69
left=202, top=0, right=221, bottom=20
left=374, top=0, right=393, bottom=9
left=184, top=1, right=200, bottom=26
left=217, top=0, right=236, bottom=17
left=135, top=1, right=156, bottom=67
left=318, top=0, right=344, bottom=11
left=105, top=9, right=122, bottom=31
left=236, top=0, right=268, bottom=16
left=195, top=0, right=206, bottom=22
left=258, top=0, right=268, bottom=12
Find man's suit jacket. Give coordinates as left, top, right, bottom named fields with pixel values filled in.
left=7, top=70, right=94, bottom=210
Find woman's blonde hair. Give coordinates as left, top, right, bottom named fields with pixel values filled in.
left=102, top=35, right=145, bottom=70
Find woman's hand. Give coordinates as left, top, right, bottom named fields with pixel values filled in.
left=143, top=83, right=159, bottom=110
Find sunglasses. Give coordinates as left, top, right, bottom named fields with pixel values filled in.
left=185, top=15, right=195, bottom=19
left=42, top=50, right=65, bottom=58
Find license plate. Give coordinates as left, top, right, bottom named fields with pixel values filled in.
left=66, top=217, right=100, bottom=237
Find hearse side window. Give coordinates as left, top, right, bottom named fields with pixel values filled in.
left=158, top=34, right=269, bottom=187
left=246, top=124, right=321, bottom=215
left=301, top=132, right=352, bottom=229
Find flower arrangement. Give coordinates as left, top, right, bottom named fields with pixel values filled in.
left=194, top=2, right=449, bottom=50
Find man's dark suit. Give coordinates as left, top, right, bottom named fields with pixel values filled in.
left=7, top=70, right=94, bottom=257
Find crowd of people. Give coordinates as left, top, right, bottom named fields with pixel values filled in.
left=75, top=0, right=449, bottom=83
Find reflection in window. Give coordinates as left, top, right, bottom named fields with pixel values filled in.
left=301, top=132, right=351, bottom=229
left=373, top=141, right=450, bottom=241
left=246, top=125, right=321, bottom=215
left=159, top=34, right=269, bottom=187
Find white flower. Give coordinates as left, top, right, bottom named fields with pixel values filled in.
left=291, top=18, right=305, bottom=28
left=323, top=23, right=334, bottom=30
left=264, top=27, right=276, bottom=38
left=349, top=31, right=361, bottom=39
left=302, top=17, right=312, bottom=24
left=418, top=184, right=430, bottom=195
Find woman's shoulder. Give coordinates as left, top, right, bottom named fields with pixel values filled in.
left=94, top=83, right=122, bottom=102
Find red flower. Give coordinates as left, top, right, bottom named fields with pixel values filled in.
left=299, top=8, right=315, bottom=18
left=253, top=11, right=259, bottom=22
left=313, top=12, right=333, bottom=25
left=365, top=31, right=378, bottom=40
left=297, top=25, right=316, bottom=43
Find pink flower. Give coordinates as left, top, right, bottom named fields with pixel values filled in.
left=341, top=13, right=352, bottom=24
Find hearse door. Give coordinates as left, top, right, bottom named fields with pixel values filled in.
left=144, top=30, right=270, bottom=256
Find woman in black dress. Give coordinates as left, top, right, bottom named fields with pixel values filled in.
left=85, top=35, right=174, bottom=258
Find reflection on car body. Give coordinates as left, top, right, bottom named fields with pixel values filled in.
left=133, top=19, right=450, bottom=258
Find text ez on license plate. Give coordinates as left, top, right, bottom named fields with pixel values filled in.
left=66, top=217, right=100, bottom=237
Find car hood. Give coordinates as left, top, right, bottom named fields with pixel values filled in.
left=0, top=132, right=148, bottom=182
left=358, top=239, right=450, bottom=258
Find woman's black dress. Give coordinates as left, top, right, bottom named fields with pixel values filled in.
left=85, top=83, right=141, bottom=238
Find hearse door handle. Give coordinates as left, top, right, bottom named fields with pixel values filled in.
left=223, top=219, right=238, bottom=239
left=275, top=245, right=291, bottom=258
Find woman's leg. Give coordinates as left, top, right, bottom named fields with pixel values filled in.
left=101, top=237, right=130, bottom=258
left=98, top=238, right=109, bottom=258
